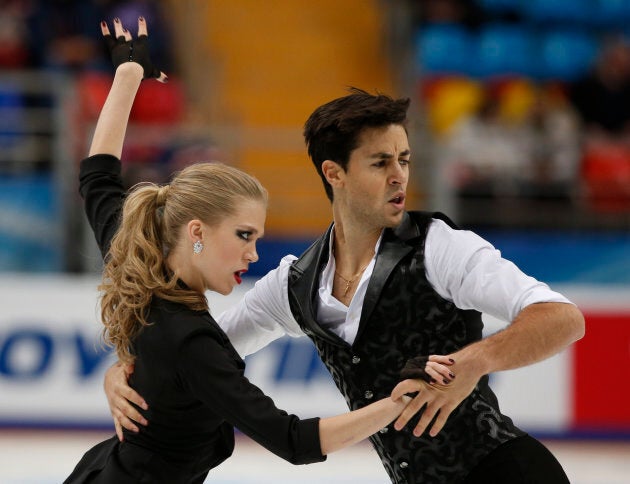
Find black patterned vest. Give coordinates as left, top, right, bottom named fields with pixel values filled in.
left=287, top=211, right=525, bottom=483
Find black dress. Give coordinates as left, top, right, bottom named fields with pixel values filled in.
left=64, top=154, right=325, bottom=484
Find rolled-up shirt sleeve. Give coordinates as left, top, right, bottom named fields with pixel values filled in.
left=425, top=218, right=573, bottom=323
left=217, top=255, right=305, bottom=357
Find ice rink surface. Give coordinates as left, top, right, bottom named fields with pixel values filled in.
left=1, top=430, right=628, bottom=483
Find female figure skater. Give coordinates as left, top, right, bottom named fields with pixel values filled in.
left=63, top=17, right=422, bottom=483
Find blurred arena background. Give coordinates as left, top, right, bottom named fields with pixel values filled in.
left=1, top=0, right=629, bottom=482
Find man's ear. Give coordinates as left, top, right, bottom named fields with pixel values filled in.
left=322, top=160, right=344, bottom=189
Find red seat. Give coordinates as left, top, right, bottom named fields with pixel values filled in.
left=76, top=72, right=111, bottom=120
left=76, top=72, right=186, bottom=124
left=131, top=77, right=185, bottom=124
left=582, top=143, right=630, bottom=211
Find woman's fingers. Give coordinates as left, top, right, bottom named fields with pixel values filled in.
left=138, top=16, right=148, bottom=37
left=426, top=361, right=456, bottom=384
left=426, top=355, right=456, bottom=383
left=113, top=18, right=125, bottom=39
left=100, top=21, right=110, bottom=37
left=428, top=354, right=455, bottom=365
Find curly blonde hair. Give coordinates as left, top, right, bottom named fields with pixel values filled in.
left=99, top=162, right=268, bottom=363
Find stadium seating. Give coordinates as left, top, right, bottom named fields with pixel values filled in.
left=77, top=72, right=185, bottom=124
left=415, top=24, right=475, bottom=76
left=581, top=143, right=630, bottom=212
left=537, top=29, right=599, bottom=81
left=474, top=24, right=537, bottom=79
left=522, top=0, right=593, bottom=27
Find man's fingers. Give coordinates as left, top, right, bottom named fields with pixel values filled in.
left=121, top=386, right=148, bottom=411
left=114, top=418, right=124, bottom=441
left=428, top=406, right=453, bottom=437
left=112, top=398, right=146, bottom=430
left=116, top=412, right=140, bottom=433
left=117, top=399, right=148, bottom=427
left=122, top=363, right=135, bottom=377
left=391, top=379, right=420, bottom=401
left=111, top=386, right=148, bottom=427
left=394, top=391, right=429, bottom=430
left=412, top=403, right=441, bottom=437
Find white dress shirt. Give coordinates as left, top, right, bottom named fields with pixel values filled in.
left=218, top=218, right=572, bottom=357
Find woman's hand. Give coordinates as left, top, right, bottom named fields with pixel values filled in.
left=400, top=354, right=455, bottom=384
left=101, top=17, right=168, bottom=83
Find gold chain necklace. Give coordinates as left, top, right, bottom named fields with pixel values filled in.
left=334, top=263, right=370, bottom=297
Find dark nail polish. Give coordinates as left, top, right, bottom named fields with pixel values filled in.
left=431, top=379, right=437, bottom=384
left=139, top=16, right=145, bottom=21
left=449, top=372, right=455, bottom=378
left=114, top=17, right=120, bottom=23
left=449, top=358, right=455, bottom=363
left=443, top=379, right=449, bottom=384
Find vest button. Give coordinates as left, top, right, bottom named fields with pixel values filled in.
left=399, top=461, right=409, bottom=469
left=351, top=355, right=361, bottom=364
left=364, top=390, right=374, bottom=399
left=379, top=427, right=389, bottom=434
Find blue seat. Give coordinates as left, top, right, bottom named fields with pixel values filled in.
left=594, top=0, right=630, bottom=29
left=476, top=0, right=525, bottom=16
left=474, top=24, right=536, bottom=79
left=537, top=29, right=599, bottom=81
left=522, top=0, right=593, bottom=26
left=0, top=174, right=62, bottom=271
left=0, top=84, right=24, bottom=145
left=415, top=24, right=474, bottom=76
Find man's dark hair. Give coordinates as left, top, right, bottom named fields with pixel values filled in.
left=303, top=87, right=411, bottom=201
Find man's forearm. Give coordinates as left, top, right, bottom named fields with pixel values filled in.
left=454, top=302, right=585, bottom=377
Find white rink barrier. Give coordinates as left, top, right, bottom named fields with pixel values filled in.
left=0, top=275, right=628, bottom=437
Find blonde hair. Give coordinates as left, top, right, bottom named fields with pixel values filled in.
left=100, top=162, right=268, bottom=363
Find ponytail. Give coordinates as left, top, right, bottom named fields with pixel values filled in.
left=99, top=183, right=205, bottom=363
left=99, top=162, right=267, bottom=363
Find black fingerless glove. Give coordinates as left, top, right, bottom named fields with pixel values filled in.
left=104, top=32, right=161, bottom=80
left=400, top=355, right=431, bottom=383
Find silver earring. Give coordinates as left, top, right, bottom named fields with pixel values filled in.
left=193, top=240, right=203, bottom=254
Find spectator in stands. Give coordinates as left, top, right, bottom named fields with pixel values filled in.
left=438, top=89, right=524, bottom=198
left=516, top=84, right=581, bottom=199
left=28, top=0, right=109, bottom=72
left=0, top=0, right=36, bottom=69
left=439, top=80, right=580, bottom=201
left=29, top=0, right=174, bottom=74
left=412, top=0, right=484, bottom=28
left=569, top=36, right=630, bottom=144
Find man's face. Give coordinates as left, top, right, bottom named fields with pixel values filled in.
left=339, top=124, right=410, bottom=229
